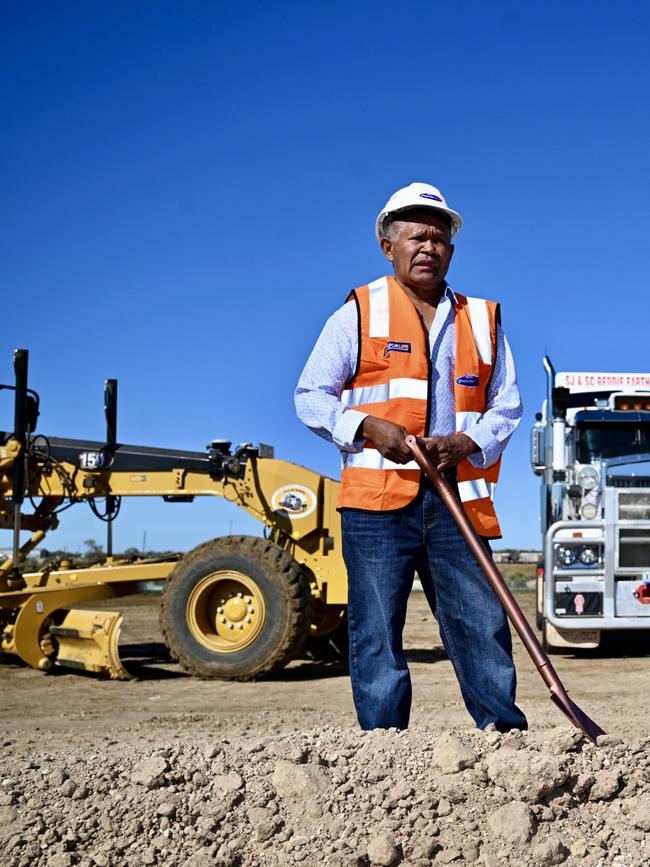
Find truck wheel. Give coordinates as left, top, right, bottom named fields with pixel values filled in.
left=160, top=536, right=312, bottom=679
left=535, top=574, right=543, bottom=631
left=541, top=619, right=570, bottom=655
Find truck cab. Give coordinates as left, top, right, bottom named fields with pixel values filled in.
left=531, top=358, right=650, bottom=651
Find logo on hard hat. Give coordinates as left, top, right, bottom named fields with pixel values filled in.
left=456, top=374, right=480, bottom=387
left=420, top=193, right=443, bottom=202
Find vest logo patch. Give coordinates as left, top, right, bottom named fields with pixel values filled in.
left=384, top=341, right=411, bottom=358
left=456, top=373, right=480, bottom=387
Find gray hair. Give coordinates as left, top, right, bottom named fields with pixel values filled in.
left=377, top=216, right=399, bottom=241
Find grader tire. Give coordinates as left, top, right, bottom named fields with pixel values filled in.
left=305, top=604, right=349, bottom=662
left=305, top=617, right=349, bottom=662
left=161, top=536, right=312, bottom=679
left=158, top=611, right=177, bottom=663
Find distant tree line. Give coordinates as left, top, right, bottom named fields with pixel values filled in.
left=17, top=538, right=179, bottom=571
left=492, top=549, right=541, bottom=564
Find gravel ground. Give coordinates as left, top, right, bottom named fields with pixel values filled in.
left=1, top=591, right=649, bottom=866
left=1, top=727, right=648, bottom=867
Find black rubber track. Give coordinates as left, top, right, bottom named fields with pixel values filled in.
left=160, top=535, right=312, bottom=680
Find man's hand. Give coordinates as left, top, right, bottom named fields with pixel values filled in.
left=360, top=416, right=412, bottom=464
left=421, top=433, right=480, bottom=470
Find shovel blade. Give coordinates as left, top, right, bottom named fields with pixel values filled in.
left=550, top=690, right=606, bottom=744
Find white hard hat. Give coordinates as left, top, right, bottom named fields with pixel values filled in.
left=375, top=182, right=463, bottom=242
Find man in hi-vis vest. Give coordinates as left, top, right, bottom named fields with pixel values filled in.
left=295, top=183, right=527, bottom=732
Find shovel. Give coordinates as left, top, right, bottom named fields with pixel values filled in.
left=405, top=435, right=606, bottom=744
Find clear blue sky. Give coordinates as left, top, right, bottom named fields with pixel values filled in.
left=3, top=1, right=650, bottom=553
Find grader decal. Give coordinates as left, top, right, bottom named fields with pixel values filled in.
left=271, top=485, right=317, bottom=518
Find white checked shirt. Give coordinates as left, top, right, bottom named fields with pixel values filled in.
left=295, top=283, right=522, bottom=468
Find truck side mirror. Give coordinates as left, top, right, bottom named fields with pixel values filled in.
left=531, top=418, right=546, bottom=475
left=25, top=394, right=39, bottom=433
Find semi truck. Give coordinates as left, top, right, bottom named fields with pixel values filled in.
left=531, top=357, right=650, bottom=651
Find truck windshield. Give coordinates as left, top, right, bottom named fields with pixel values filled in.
left=576, top=422, right=650, bottom=462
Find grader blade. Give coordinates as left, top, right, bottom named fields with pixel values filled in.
left=48, top=609, right=132, bottom=679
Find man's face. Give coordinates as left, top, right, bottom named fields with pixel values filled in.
left=380, top=210, right=454, bottom=294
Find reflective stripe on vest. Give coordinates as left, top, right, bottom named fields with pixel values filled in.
left=341, top=377, right=428, bottom=407
left=452, top=292, right=502, bottom=536
left=466, top=296, right=493, bottom=365
left=337, top=276, right=503, bottom=538
left=343, top=450, right=419, bottom=471
left=368, top=276, right=390, bottom=336
left=458, top=478, right=496, bottom=502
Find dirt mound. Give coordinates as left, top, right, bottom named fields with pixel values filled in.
left=1, top=726, right=648, bottom=867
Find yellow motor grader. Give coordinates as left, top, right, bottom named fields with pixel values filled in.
left=0, top=350, right=348, bottom=680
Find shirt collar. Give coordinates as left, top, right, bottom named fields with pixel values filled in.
left=443, top=282, right=457, bottom=304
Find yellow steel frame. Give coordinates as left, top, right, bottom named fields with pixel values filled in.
left=0, top=439, right=348, bottom=675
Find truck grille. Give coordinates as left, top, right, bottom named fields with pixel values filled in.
left=618, top=491, right=650, bottom=521
left=619, top=528, right=650, bottom=568
left=609, top=476, right=650, bottom=488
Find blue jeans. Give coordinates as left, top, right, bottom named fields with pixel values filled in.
left=341, top=481, right=527, bottom=732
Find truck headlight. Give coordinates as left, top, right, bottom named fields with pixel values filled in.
left=577, top=466, right=599, bottom=492
left=579, top=546, right=599, bottom=565
left=557, top=546, right=576, bottom=566
left=581, top=502, right=598, bottom=519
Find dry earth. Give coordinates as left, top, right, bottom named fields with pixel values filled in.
left=1, top=591, right=649, bottom=867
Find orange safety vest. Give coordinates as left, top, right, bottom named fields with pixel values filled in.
left=338, top=275, right=503, bottom=538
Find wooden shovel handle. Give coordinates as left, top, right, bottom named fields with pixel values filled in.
left=406, top=436, right=551, bottom=677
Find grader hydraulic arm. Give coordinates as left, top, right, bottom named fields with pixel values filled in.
left=0, top=350, right=348, bottom=679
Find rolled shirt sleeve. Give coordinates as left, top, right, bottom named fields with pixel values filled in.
left=462, top=325, right=523, bottom=468
left=294, top=301, right=368, bottom=452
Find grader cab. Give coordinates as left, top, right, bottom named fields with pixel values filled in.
left=0, top=349, right=348, bottom=679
